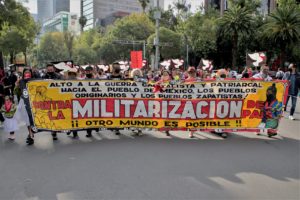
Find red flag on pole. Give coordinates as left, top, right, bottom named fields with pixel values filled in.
left=131, top=51, right=143, bottom=69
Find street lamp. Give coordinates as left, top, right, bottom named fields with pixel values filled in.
left=153, top=0, right=161, bottom=71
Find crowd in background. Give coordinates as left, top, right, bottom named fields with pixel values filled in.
left=0, top=62, right=299, bottom=144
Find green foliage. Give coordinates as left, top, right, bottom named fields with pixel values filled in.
left=261, top=5, right=300, bottom=66
left=262, top=6, right=300, bottom=47
left=38, top=32, right=68, bottom=65
left=138, top=0, right=150, bottom=12
left=147, top=27, right=183, bottom=59
left=64, top=31, right=75, bottom=59
left=0, top=1, right=38, bottom=65
left=227, top=0, right=261, bottom=12
left=79, top=16, right=87, bottom=32
left=99, top=13, right=155, bottom=63
left=218, top=5, right=254, bottom=68
left=183, top=11, right=219, bottom=59
left=73, top=29, right=101, bottom=64
left=148, top=7, right=178, bottom=30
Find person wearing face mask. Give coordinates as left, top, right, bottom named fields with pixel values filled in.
left=283, top=63, right=300, bottom=120
left=84, top=66, right=99, bottom=137
left=108, top=63, right=123, bottom=135
left=252, top=65, right=272, bottom=81
left=154, top=70, right=172, bottom=136
left=85, top=66, right=94, bottom=79
left=43, top=64, right=61, bottom=80
left=64, top=68, right=79, bottom=138
left=42, top=64, right=61, bottom=141
left=17, top=69, right=35, bottom=145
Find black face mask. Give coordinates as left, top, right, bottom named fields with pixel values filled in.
left=288, top=68, right=293, bottom=72
left=47, top=72, right=55, bottom=76
left=86, top=74, right=93, bottom=78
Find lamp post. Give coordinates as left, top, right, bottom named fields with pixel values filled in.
left=153, top=0, right=161, bottom=71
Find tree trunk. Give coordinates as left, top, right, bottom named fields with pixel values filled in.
left=220, top=0, right=225, bottom=16
left=24, top=51, right=27, bottom=66
left=0, top=51, right=4, bottom=68
left=10, top=52, right=14, bottom=64
left=280, top=46, right=286, bottom=69
left=232, top=33, right=238, bottom=70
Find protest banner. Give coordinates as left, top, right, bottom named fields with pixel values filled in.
left=24, top=80, right=288, bottom=132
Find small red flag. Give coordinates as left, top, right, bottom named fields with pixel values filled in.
left=131, top=51, right=143, bottom=69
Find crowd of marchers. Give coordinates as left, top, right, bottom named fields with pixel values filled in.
left=0, top=62, right=299, bottom=145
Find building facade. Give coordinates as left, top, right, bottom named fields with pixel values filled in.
left=43, top=11, right=70, bottom=32
left=82, top=0, right=142, bottom=30
left=37, top=0, right=54, bottom=23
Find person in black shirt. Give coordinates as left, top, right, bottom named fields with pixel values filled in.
left=42, top=64, right=61, bottom=140
left=85, top=66, right=99, bottom=137
left=109, top=63, right=123, bottom=135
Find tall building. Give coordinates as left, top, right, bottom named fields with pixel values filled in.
left=43, top=11, right=70, bottom=32
left=16, top=0, right=38, bottom=21
left=54, top=0, right=70, bottom=13
left=38, top=0, right=70, bottom=23
left=152, top=0, right=205, bottom=13
left=37, top=0, right=54, bottom=23
left=82, top=0, right=142, bottom=30
left=70, top=0, right=81, bottom=17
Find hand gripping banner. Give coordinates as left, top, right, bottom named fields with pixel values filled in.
left=24, top=80, right=288, bottom=132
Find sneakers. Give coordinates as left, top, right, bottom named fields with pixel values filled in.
left=26, top=137, right=34, bottom=145
left=165, top=131, right=170, bottom=136
left=258, top=122, right=266, bottom=129
left=8, top=135, right=15, bottom=140
left=289, top=115, right=295, bottom=120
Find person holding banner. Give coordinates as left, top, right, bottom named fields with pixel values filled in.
left=252, top=65, right=272, bottom=81
left=108, top=63, right=124, bottom=136
left=85, top=66, right=99, bottom=137
left=185, top=67, right=199, bottom=83
left=154, top=70, right=173, bottom=137
left=42, top=64, right=62, bottom=141
left=184, top=67, right=198, bottom=138
left=17, top=68, right=35, bottom=145
left=64, top=68, right=79, bottom=139
left=283, top=63, right=300, bottom=120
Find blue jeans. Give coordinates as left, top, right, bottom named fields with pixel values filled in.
left=285, top=95, right=297, bottom=116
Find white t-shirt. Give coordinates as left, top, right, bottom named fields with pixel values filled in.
left=252, top=72, right=272, bottom=81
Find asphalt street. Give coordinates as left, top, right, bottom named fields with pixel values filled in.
left=0, top=101, right=299, bottom=200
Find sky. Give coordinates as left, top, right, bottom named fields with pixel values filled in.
left=19, top=0, right=37, bottom=14
left=163, top=0, right=204, bottom=13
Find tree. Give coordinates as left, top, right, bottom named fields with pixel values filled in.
left=73, top=29, right=101, bottom=64
left=138, top=0, right=150, bottom=13
left=262, top=5, right=300, bottom=67
left=173, top=0, right=191, bottom=20
left=183, top=10, right=219, bottom=60
left=99, top=13, right=155, bottom=63
left=148, top=7, right=178, bottom=30
left=38, top=32, right=68, bottom=65
left=64, top=31, right=75, bottom=59
left=218, top=5, right=254, bottom=69
left=79, top=16, right=87, bottom=32
left=147, top=27, right=183, bottom=59
left=0, top=0, right=37, bottom=67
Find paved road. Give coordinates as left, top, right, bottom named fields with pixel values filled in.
left=0, top=102, right=299, bottom=200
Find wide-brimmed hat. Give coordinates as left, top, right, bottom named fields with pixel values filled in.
left=187, top=66, right=196, bottom=72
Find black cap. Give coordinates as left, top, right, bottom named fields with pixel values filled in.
left=85, top=66, right=93, bottom=71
